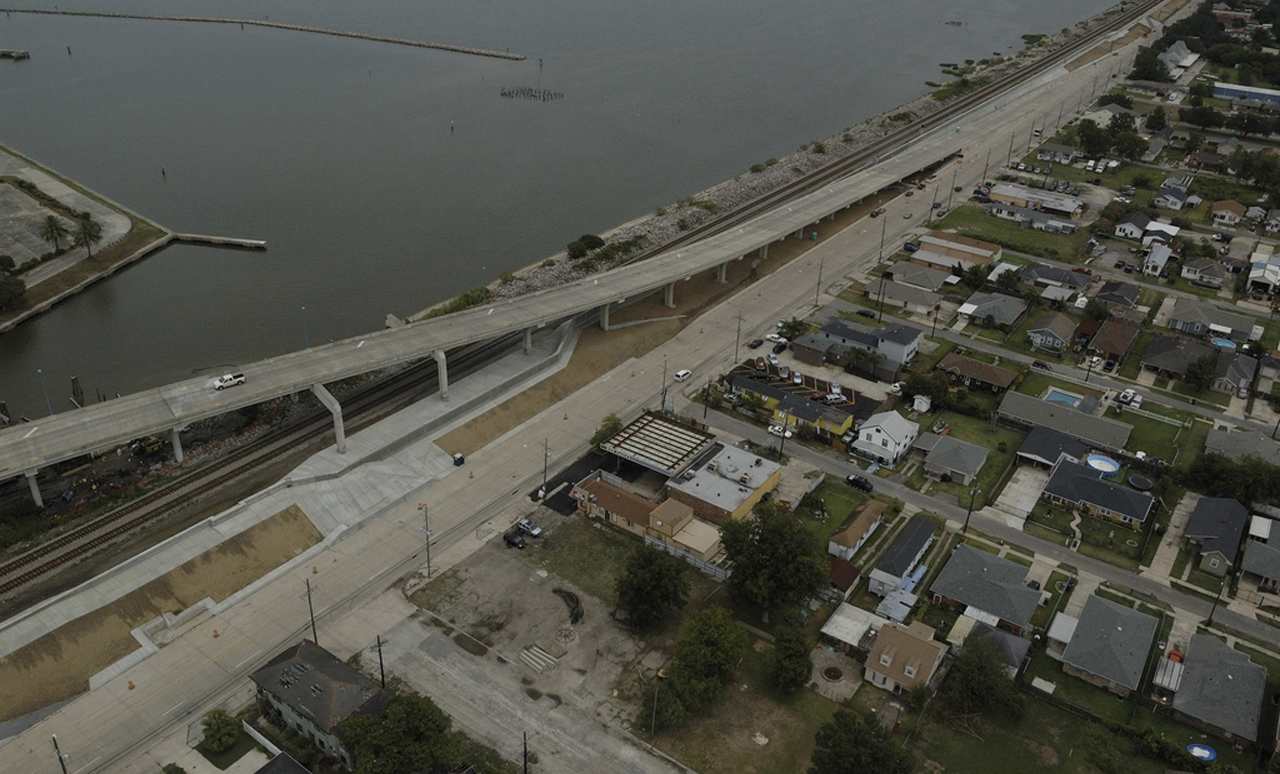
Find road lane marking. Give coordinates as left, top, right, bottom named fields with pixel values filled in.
left=235, top=649, right=263, bottom=668
left=22, top=427, right=38, bottom=439
left=74, top=755, right=101, bottom=773
left=164, top=702, right=184, bottom=715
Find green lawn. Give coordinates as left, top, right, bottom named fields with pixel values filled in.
left=932, top=205, right=1091, bottom=262
left=1030, top=570, right=1072, bottom=629
left=1016, top=372, right=1103, bottom=401
left=1025, top=521, right=1072, bottom=547
left=1076, top=516, right=1143, bottom=571
left=1110, top=407, right=1182, bottom=455
left=1119, top=331, right=1154, bottom=379
left=1164, top=274, right=1230, bottom=301
left=798, top=480, right=868, bottom=545
left=1165, top=379, right=1230, bottom=408
left=1028, top=503, right=1074, bottom=535
left=199, top=729, right=263, bottom=770
left=1022, top=649, right=1131, bottom=723
left=927, top=411, right=1025, bottom=508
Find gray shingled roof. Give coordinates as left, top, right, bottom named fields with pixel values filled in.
left=1204, top=428, right=1280, bottom=465
left=1184, top=497, right=1248, bottom=560
left=880, top=322, right=924, bottom=345
left=1061, top=596, right=1158, bottom=691
left=929, top=544, right=1040, bottom=628
left=961, top=292, right=1027, bottom=327
left=1017, top=426, right=1088, bottom=466
left=1043, top=463, right=1154, bottom=524
left=1096, top=281, right=1140, bottom=307
left=1173, top=634, right=1266, bottom=741
left=251, top=640, right=389, bottom=734
left=875, top=515, right=935, bottom=578
left=1243, top=540, right=1280, bottom=581
left=922, top=435, right=989, bottom=480
left=997, top=392, right=1132, bottom=451
left=1170, top=297, right=1255, bottom=334
left=254, top=755, right=312, bottom=774
left=1022, top=264, right=1090, bottom=289
left=968, top=621, right=1032, bottom=670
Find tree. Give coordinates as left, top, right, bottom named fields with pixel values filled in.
left=1185, top=132, right=1205, bottom=154
left=342, top=693, right=462, bottom=774
left=846, top=347, right=885, bottom=377
left=38, top=215, right=69, bottom=251
left=0, top=255, right=14, bottom=274
left=668, top=606, right=748, bottom=709
left=960, top=264, right=990, bottom=290
left=1189, top=81, right=1213, bottom=100
left=1075, top=119, right=1111, bottom=158
left=1107, top=111, right=1136, bottom=137
left=1185, top=353, right=1218, bottom=393
left=0, top=275, right=26, bottom=311
left=1022, top=288, right=1042, bottom=312
left=578, top=233, right=605, bottom=250
left=615, top=544, right=691, bottom=629
left=771, top=612, right=813, bottom=693
left=1097, top=93, right=1134, bottom=109
left=591, top=413, right=623, bottom=447
left=807, top=710, right=912, bottom=774
left=1180, top=105, right=1225, bottom=130
left=721, top=502, right=826, bottom=614
left=1146, top=105, right=1167, bottom=132
left=1229, top=147, right=1256, bottom=181
left=939, top=640, right=1026, bottom=723
left=995, top=266, right=1020, bottom=291
left=1131, top=48, right=1171, bottom=81
left=1083, top=296, right=1110, bottom=322
left=199, top=710, right=239, bottom=754
left=779, top=317, right=810, bottom=341
left=1112, top=131, right=1147, bottom=160
left=72, top=217, right=103, bottom=257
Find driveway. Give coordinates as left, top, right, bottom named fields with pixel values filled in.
left=990, top=466, right=1049, bottom=521
left=1151, top=295, right=1178, bottom=327
left=1143, top=492, right=1197, bottom=584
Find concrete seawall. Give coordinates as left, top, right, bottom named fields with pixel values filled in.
left=2, top=9, right=526, bottom=60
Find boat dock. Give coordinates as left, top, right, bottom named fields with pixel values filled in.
left=172, top=233, right=267, bottom=250
left=0, top=50, right=30, bottom=60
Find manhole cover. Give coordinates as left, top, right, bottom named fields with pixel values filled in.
left=822, top=666, right=844, bottom=682
left=556, top=626, right=577, bottom=644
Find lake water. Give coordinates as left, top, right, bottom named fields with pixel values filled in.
left=0, top=0, right=1115, bottom=416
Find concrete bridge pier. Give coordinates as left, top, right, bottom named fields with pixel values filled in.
left=758, top=244, right=769, bottom=260
left=600, top=303, right=612, bottom=331
left=25, top=469, right=42, bottom=508
left=793, top=229, right=804, bottom=239
left=715, top=263, right=728, bottom=284
left=171, top=428, right=185, bottom=463
left=523, top=327, right=533, bottom=354
left=663, top=282, right=676, bottom=309
left=310, top=384, right=347, bottom=453
left=433, top=349, right=449, bottom=401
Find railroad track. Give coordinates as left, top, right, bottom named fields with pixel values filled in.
left=0, top=332, right=521, bottom=596
left=0, top=0, right=1162, bottom=602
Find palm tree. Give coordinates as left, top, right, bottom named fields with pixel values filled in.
left=72, top=217, right=103, bottom=257
left=38, top=215, right=69, bottom=252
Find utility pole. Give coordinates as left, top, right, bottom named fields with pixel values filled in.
left=1006, top=132, right=1016, bottom=166
left=660, top=355, right=668, bottom=411
left=814, top=253, right=825, bottom=307
left=524, top=732, right=530, bottom=774
left=541, top=439, right=550, bottom=494
left=1084, top=355, right=1095, bottom=383
left=424, top=504, right=432, bottom=578
left=876, top=276, right=888, bottom=322
left=703, top=376, right=712, bottom=419
left=878, top=217, right=888, bottom=261
left=733, top=312, right=743, bottom=366
left=301, top=306, right=310, bottom=349
left=928, top=184, right=940, bottom=223
left=962, top=483, right=982, bottom=535
left=1206, top=576, right=1227, bottom=627
left=1056, top=104, right=1064, bottom=132
left=376, top=634, right=386, bottom=688
left=981, top=147, right=991, bottom=182
left=946, top=168, right=959, bottom=211
left=51, top=735, right=69, bottom=774
left=778, top=412, right=791, bottom=457
left=304, top=579, right=318, bottom=644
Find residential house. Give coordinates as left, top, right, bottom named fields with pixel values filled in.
left=1205, top=428, right=1280, bottom=466
left=1036, top=143, right=1080, bottom=164
left=666, top=445, right=782, bottom=525
left=1248, top=260, right=1280, bottom=293
left=1184, top=497, right=1248, bottom=577
left=1021, top=264, right=1090, bottom=291
left=863, top=621, right=947, bottom=695
left=1215, top=350, right=1258, bottom=395
left=937, top=352, right=1018, bottom=392
left=1143, top=242, right=1174, bottom=277
left=253, top=755, right=311, bottom=774
left=1082, top=102, right=1139, bottom=128
left=947, top=619, right=1031, bottom=678
left=929, top=544, right=1041, bottom=635
left=1060, top=595, right=1157, bottom=696
left=820, top=603, right=888, bottom=656
left=731, top=375, right=869, bottom=439
left=918, top=232, right=1002, bottom=265
left=850, top=411, right=919, bottom=466
left=1189, top=151, right=1222, bottom=173
left=989, top=183, right=1085, bottom=218
left=574, top=471, right=660, bottom=537
left=1265, top=209, right=1280, bottom=233
left=864, top=279, right=942, bottom=316
left=869, top=514, right=935, bottom=596
left=886, top=261, right=953, bottom=292
left=1042, top=462, right=1155, bottom=529
left=817, top=319, right=922, bottom=370
left=1168, top=298, right=1255, bottom=342
left=1181, top=257, right=1228, bottom=289
left=827, top=499, right=887, bottom=561
left=1248, top=205, right=1269, bottom=223
left=1027, top=312, right=1077, bottom=352
left=987, top=203, right=1079, bottom=234
left=645, top=498, right=723, bottom=562
left=251, top=640, right=390, bottom=769
left=912, top=433, right=989, bottom=485
left=1153, top=186, right=1188, bottom=210
left=1212, top=199, right=1246, bottom=226
left=1143, top=221, right=1181, bottom=245
left=1159, top=40, right=1200, bottom=75
left=827, top=558, right=860, bottom=601
left=1114, top=212, right=1151, bottom=240
left=956, top=291, right=1027, bottom=328
left=1016, top=426, right=1088, bottom=468
left=1140, top=334, right=1218, bottom=380
left=1095, top=281, right=1140, bottom=308
left=1243, top=539, right=1280, bottom=593
left=997, top=391, right=1132, bottom=452
left=1170, top=635, right=1266, bottom=743
left=1087, top=319, right=1141, bottom=364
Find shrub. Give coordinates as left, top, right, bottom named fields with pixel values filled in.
left=677, top=218, right=689, bottom=231
left=162, top=765, right=187, bottom=774
left=200, top=710, right=239, bottom=753
left=811, top=142, right=826, bottom=154
left=498, top=270, right=515, bottom=284
left=765, top=158, right=778, bottom=166
left=540, top=258, right=556, bottom=268
left=655, top=206, right=667, bottom=216
left=566, top=239, right=588, bottom=260
left=750, top=163, right=766, bottom=174
left=578, top=233, right=604, bottom=250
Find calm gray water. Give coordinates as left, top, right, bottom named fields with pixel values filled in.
left=0, top=0, right=1114, bottom=416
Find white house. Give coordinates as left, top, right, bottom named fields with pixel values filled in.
left=1144, top=243, right=1174, bottom=277
left=1114, top=212, right=1151, bottom=240
left=850, top=411, right=920, bottom=466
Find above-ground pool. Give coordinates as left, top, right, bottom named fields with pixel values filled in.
left=1085, top=454, right=1121, bottom=475
left=1044, top=388, right=1083, bottom=408
left=1210, top=337, right=1237, bottom=350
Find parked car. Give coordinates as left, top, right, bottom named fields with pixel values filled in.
left=517, top=518, right=543, bottom=537
left=1031, top=360, right=1053, bottom=372
left=503, top=531, right=527, bottom=549
left=747, top=338, right=764, bottom=350
left=767, top=353, right=779, bottom=365
left=673, top=369, right=692, bottom=382
left=905, top=190, right=915, bottom=197
left=823, top=393, right=845, bottom=405
left=1114, top=260, right=1126, bottom=268
left=765, top=333, right=786, bottom=344
left=767, top=424, right=792, bottom=437
left=855, top=309, right=877, bottom=319
left=1088, top=356, right=1103, bottom=369
left=772, top=342, right=788, bottom=354
left=779, top=365, right=790, bottom=379
left=904, top=212, right=913, bottom=219
left=903, top=242, right=920, bottom=253
left=213, top=373, right=246, bottom=390
left=1118, top=388, right=1136, bottom=404
left=1104, top=360, right=1116, bottom=372
left=846, top=474, right=873, bottom=492
left=1130, top=395, right=1143, bottom=409
left=792, top=371, right=803, bottom=385
left=888, top=382, right=904, bottom=394
left=954, top=185, right=963, bottom=193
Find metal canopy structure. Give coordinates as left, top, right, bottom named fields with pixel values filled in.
left=598, top=412, right=716, bottom=478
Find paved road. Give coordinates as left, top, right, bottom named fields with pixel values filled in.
left=0, top=23, right=1147, bottom=774
left=697, top=410, right=1276, bottom=644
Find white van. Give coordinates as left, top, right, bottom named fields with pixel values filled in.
left=673, top=369, right=692, bottom=383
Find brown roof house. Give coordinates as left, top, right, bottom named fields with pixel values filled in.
left=937, top=352, right=1018, bottom=392
left=573, top=470, right=658, bottom=538
left=863, top=621, right=947, bottom=696
left=1212, top=199, right=1246, bottom=226
left=827, top=500, right=888, bottom=562
left=1087, top=319, right=1141, bottom=363
left=251, top=640, right=390, bottom=769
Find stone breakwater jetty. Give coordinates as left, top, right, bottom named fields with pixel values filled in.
left=0, top=9, right=526, bottom=60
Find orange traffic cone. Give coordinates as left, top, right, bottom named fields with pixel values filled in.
left=213, top=629, right=219, bottom=638
left=128, top=681, right=135, bottom=690
left=563, top=413, right=568, bottom=420
left=312, top=565, right=317, bottom=574
left=469, top=471, right=474, bottom=479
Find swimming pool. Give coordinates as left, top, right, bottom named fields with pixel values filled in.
left=1044, top=388, right=1083, bottom=408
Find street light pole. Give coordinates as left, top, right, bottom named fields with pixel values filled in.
left=733, top=313, right=743, bottom=366
left=946, top=169, right=958, bottom=211
left=542, top=438, right=549, bottom=493
left=1206, top=576, right=1227, bottom=627
left=660, top=355, right=668, bottom=411
left=814, top=253, right=825, bottom=307
left=51, top=735, right=69, bottom=774
left=962, top=483, right=982, bottom=535
left=878, top=217, right=887, bottom=261
left=982, top=147, right=991, bottom=182
left=37, top=368, right=52, bottom=416
left=703, top=376, right=712, bottom=419
left=301, top=305, right=310, bottom=349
